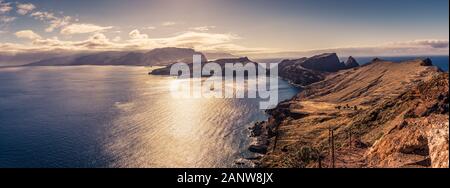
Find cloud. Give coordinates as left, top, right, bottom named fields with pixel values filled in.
left=128, top=29, right=148, bottom=39
left=2, top=29, right=250, bottom=53
left=156, top=31, right=239, bottom=48
left=161, top=21, right=177, bottom=27
left=0, top=0, right=12, bottom=14
left=61, top=23, right=113, bottom=35
left=204, top=43, right=271, bottom=54
left=249, top=39, right=450, bottom=58
left=390, top=39, right=449, bottom=49
left=120, top=31, right=268, bottom=54
left=3, top=15, right=448, bottom=59
left=144, top=26, right=156, bottom=30
left=14, top=30, right=42, bottom=40
left=0, top=1, right=14, bottom=24
left=0, top=16, right=15, bottom=23
left=30, top=11, right=56, bottom=20
left=46, top=16, right=71, bottom=32
left=190, top=26, right=216, bottom=32
left=28, top=33, right=115, bottom=51
left=74, top=33, right=113, bottom=48
left=112, top=36, right=121, bottom=42
left=0, top=2, right=254, bottom=54
left=16, top=3, right=36, bottom=15
left=30, top=11, right=72, bottom=32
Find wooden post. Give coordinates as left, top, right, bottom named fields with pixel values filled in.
left=331, top=129, right=335, bottom=168
left=328, top=128, right=332, bottom=168
left=318, top=155, right=322, bottom=168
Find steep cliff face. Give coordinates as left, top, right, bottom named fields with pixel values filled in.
left=277, top=58, right=326, bottom=86
left=277, top=53, right=357, bottom=87
left=253, top=58, right=448, bottom=168
left=299, top=53, right=345, bottom=72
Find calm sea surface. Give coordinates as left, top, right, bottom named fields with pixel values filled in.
left=0, top=66, right=298, bottom=167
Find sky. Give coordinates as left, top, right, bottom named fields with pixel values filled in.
left=0, top=0, right=449, bottom=57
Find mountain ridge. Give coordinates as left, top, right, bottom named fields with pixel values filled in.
left=26, top=47, right=207, bottom=66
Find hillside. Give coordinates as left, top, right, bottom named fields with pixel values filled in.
left=250, top=58, right=448, bottom=168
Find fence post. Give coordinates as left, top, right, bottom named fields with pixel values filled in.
left=331, top=129, right=335, bottom=168
left=328, top=128, right=331, bottom=168
left=318, top=152, right=322, bottom=168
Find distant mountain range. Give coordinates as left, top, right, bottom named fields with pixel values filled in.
left=26, top=47, right=208, bottom=66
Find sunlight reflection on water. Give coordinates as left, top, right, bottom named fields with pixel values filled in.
left=0, top=66, right=299, bottom=167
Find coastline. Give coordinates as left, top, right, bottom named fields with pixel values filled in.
left=247, top=58, right=449, bottom=168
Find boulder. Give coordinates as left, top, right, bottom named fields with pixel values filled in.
left=419, top=58, right=433, bottom=66
left=249, top=144, right=268, bottom=154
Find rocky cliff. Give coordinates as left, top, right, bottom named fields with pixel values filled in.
left=250, top=58, right=448, bottom=168
left=299, top=53, right=345, bottom=72
left=344, top=56, right=359, bottom=69
left=277, top=53, right=358, bottom=87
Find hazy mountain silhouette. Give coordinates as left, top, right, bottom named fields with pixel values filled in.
left=26, top=47, right=206, bottom=66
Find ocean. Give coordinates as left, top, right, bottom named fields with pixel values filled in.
left=0, top=66, right=298, bottom=167
left=0, top=55, right=447, bottom=167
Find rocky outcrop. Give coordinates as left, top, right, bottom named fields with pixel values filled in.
left=277, top=53, right=359, bottom=87
left=299, top=53, right=345, bottom=72
left=27, top=47, right=206, bottom=66
left=372, top=57, right=383, bottom=62
left=420, top=58, right=433, bottom=67
left=365, top=73, right=449, bottom=167
left=277, top=58, right=326, bottom=86
left=344, top=56, right=359, bottom=69
left=427, top=121, right=449, bottom=168
left=252, top=58, right=448, bottom=168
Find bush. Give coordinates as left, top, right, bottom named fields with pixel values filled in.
left=281, top=146, right=321, bottom=168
